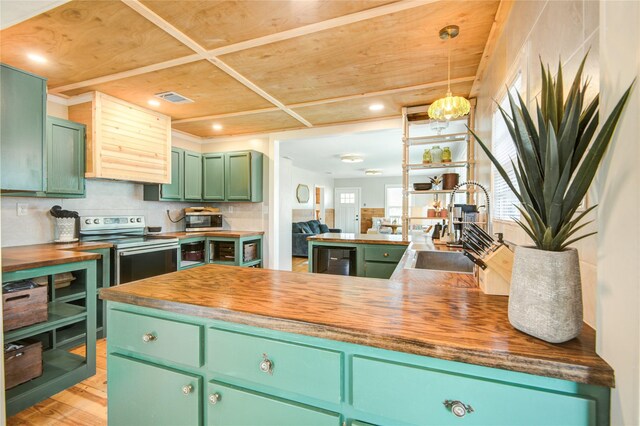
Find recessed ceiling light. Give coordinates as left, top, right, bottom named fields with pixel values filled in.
left=369, top=103, right=384, bottom=111
left=147, top=99, right=160, bottom=107
left=212, top=124, right=223, bottom=131
left=365, top=170, right=382, bottom=175
left=340, top=154, right=364, bottom=163
left=27, top=53, right=46, bottom=64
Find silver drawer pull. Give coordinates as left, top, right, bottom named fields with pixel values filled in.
left=182, top=384, right=194, bottom=395
left=209, top=393, right=221, bottom=405
left=259, top=353, right=273, bottom=375
left=443, top=400, right=474, bottom=417
left=142, top=333, right=157, bottom=343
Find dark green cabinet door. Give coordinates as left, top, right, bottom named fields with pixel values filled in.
left=0, top=64, right=46, bottom=191
left=184, top=151, right=202, bottom=200
left=109, top=354, right=202, bottom=426
left=225, top=152, right=251, bottom=201
left=203, top=153, right=225, bottom=201
left=46, top=117, right=85, bottom=194
left=161, top=148, right=184, bottom=200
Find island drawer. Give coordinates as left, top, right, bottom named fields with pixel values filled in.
left=207, top=381, right=340, bottom=426
left=363, top=246, right=406, bottom=263
left=352, top=356, right=596, bottom=425
left=109, top=309, right=202, bottom=367
left=207, top=328, right=342, bottom=404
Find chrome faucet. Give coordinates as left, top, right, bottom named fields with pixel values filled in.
left=445, top=181, right=491, bottom=243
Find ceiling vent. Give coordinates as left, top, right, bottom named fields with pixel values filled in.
left=154, top=91, right=194, bottom=104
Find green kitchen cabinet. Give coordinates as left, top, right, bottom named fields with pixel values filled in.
left=203, top=153, right=225, bottom=201
left=184, top=151, right=203, bottom=200
left=3, top=260, right=97, bottom=417
left=308, top=241, right=407, bottom=279
left=106, top=303, right=611, bottom=426
left=225, top=151, right=263, bottom=202
left=0, top=63, right=47, bottom=192
left=144, top=147, right=184, bottom=201
left=109, top=354, right=202, bottom=426
left=207, top=382, right=340, bottom=426
left=46, top=117, right=85, bottom=195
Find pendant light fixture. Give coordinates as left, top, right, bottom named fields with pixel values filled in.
left=428, top=25, right=471, bottom=121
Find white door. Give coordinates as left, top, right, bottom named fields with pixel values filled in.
left=334, top=188, right=360, bottom=233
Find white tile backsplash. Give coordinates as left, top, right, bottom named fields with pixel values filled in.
left=1, top=180, right=265, bottom=247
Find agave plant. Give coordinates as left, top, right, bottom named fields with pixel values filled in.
left=472, top=55, right=634, bottom=251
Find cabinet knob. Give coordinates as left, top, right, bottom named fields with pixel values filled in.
left=383, top=252, right=389, bottom=257
left=259, top=353, right=273, bottom=375
left=182, top=384, right=194, bottom=395
left=209, top=393, right=221, bottom=405
left=142, top=333, right=157, bottom=343
left=443, top=400, right=474, bottom=417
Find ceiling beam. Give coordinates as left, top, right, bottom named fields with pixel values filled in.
left=122, top=0, right=313, bottom=127
left=49, top=0, right=436, bottom=95
left=171, top=76, right=475, bottom=125
left=469, top=0, right=514, bottom=98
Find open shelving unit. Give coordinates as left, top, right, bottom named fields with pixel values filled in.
left=3, top=259, right=97, bottom=416
left=401, top=103, right=476, bottom=239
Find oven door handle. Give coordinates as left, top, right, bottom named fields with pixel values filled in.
left=118, top=245, right=179, bottom=256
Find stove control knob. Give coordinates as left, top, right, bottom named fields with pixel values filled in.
left=93, top=219, right=100, bottom=224
left=136, top=218, right=142, bottom=223
left=130, top=218, right=135, bottom=223
left=85, top=219, right=91, bottom=225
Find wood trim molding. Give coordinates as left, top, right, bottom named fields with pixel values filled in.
left=121, top=0, right=313, bottom=127
left=171, top=76, right=475, bottom=125
left=49, top=0, right=437, bottom=96
left=469, top=0, right=514, bottom=98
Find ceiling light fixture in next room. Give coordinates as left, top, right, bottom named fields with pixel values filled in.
left=340, top=154, right=364, bottom=163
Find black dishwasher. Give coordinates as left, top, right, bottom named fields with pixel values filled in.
left=312, top=246, right=357, bottom=276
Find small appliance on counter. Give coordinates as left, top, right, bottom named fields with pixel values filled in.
left=184, top=207, right=223, bottom=232
left=49, top=205, right=79, bottom=243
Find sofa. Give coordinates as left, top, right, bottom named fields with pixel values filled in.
left=292, top=220, right=342, bottom=257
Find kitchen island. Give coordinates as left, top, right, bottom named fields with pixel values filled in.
left=101, top=263, right=613, bottom=425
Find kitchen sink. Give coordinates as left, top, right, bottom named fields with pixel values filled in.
left=408, top=250, right=475, bottom=274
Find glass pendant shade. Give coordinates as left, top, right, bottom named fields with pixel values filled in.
left=428, top=92, right=471, bottom=121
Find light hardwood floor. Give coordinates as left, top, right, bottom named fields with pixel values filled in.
left=291, top=257, right=310, bottom=273
left=7, top=339, right=108, bottom=426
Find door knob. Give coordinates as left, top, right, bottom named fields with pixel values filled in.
left=182, top=384, right=194, bottom=395
left=142, top=333, right=157, bottom=342
left=443, top=400, right=474, bottom=417
left=209, top=393, right=221, bottom=405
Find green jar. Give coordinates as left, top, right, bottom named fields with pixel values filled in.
left=422, top=149, right=432, bottom=164
left=442, top=147, right=452, bottom=162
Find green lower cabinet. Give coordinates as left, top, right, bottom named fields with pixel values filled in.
left=362, top=261, right=397, bottom=279
left=352, top=356, right=595, bottom=426
left=109, top=354, right=202, bottom=426
left=207, top=382, right=340, bottom=426
left=106, top=303, right=610, bottom=426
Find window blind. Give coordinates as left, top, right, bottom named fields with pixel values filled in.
left=492, top=73, right=522, bottom=221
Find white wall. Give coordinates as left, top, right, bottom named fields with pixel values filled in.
left=278, top=157, right=294, bottom=271
left=474, top=0, right=600, bottom=327
left=334, top=176, right=401, bottom=208
left=291, top=166, right=334, bottom=210
left=597, top=1, right=640, bottom=424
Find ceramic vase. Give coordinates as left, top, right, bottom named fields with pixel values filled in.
left=508, top=246, right=583, bottom=343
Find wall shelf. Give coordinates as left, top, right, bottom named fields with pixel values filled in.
left=407, top=132, right=468, bottom=146
left=405, top=161, right=469, bottom=170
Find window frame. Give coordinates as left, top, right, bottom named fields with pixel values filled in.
left=384, top=184, right=404, bottom=219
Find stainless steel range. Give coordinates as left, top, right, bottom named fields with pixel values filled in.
left=80, top=215, right=179, bottom=285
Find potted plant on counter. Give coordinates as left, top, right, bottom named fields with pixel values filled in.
left=472, top=55, right=634, bottom=343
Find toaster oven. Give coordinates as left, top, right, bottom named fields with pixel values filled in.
left=185, top=212, right=223, bottom=232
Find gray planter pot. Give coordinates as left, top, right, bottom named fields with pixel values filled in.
left=508, top=246, right=583, bottom=343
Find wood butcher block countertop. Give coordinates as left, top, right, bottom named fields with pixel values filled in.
left=100, top=263, right=614, bottom=387
left=307, top=232, right=410, bottom=245
left=152, top=230, right=264, bottom=239
left=2, top=241, right=112, bottom=273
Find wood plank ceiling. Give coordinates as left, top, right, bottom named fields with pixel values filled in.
left=0, top=0, right=502, bottom=138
